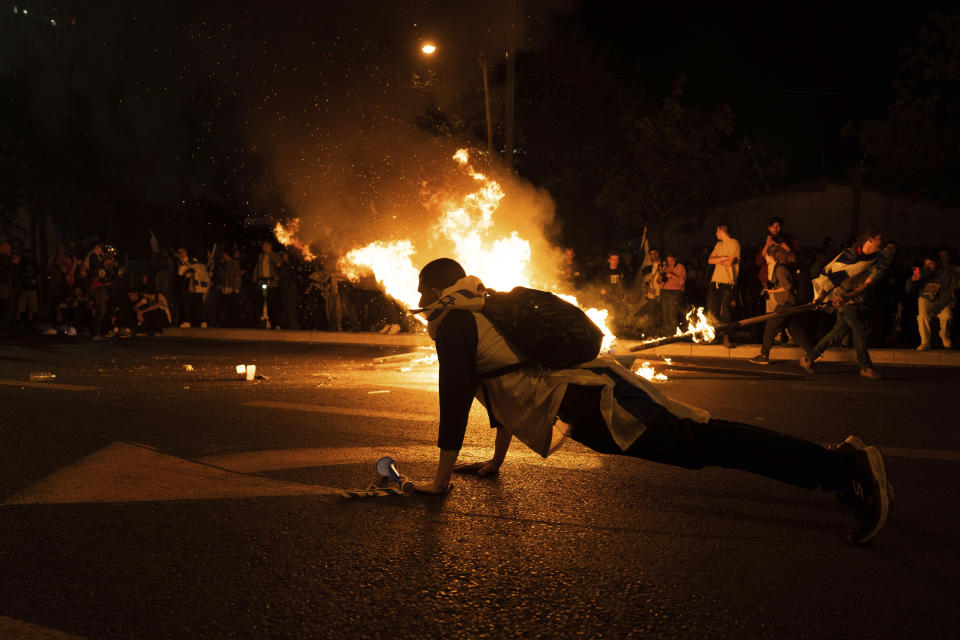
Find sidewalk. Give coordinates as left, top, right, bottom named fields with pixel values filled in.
left=159, top=327, right=960, bottom=367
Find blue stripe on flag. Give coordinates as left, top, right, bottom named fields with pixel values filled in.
left=827, top=270, right=849, bottom=286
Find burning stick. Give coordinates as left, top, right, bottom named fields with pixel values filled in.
left=630, top=301, right=822, bottom=352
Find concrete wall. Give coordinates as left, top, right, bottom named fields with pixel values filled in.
left=734, top=182, right=960, bottom=249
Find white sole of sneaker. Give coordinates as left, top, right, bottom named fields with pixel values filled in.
left=844, top=436, right=895, bottom=505
left=853, top=446, right=890, bottom=544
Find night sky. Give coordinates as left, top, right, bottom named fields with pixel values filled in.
left=2, top=0, right=955, bottom=252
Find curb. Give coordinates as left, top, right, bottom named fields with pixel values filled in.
left=158, top=327, right=960, bottom=367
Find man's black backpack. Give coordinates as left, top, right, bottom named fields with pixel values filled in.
left=480, top=287, right=604, bottom=371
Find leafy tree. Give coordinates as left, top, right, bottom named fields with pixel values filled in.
left=596, top=78, right=783, bottom=250
left=859, top=12, right=960, bottom=201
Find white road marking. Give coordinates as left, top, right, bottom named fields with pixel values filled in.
left=880, top=446, right=960, bottom=462
left=791, top=384, right=910, bottom=395
left=1, top=442, right=602, bottom=506
left=0, top=379, right=99, bottom=392
left=245, top=400, right=435, bottom=422
left=0, top=616, right=85, bottom=639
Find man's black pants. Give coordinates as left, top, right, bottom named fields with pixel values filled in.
left=558, top=368, right=845, bottom=492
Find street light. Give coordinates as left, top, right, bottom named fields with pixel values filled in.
left=418, top=41, right=495, bottom=159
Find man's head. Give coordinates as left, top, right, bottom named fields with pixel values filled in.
left=418, top=258, right=466, bottom=307
left=607, top=253, right=619, bottom=269
left=563, top=247, right=575, bottom=263
left=716, top=224, right=731, bottom=240
left=128, top=291, right=140, bottom=302
left=857, top=228, right=883, bottom=255
left=923, top=257, right=937, bottom=272
left=262, top=241, right=273, bottom=254
left=665, top=251, right=676, bottom=267
left=768, top=245, right=789, bottom=264
left=92, top=244, right=103, bottom=256
left=767, top=217, right=783, bottom=237
left=177, top=247, right=189, bottom=261
left=648, top=248, right=660, bottom=264
left=939, top=249, right=952, bottom=267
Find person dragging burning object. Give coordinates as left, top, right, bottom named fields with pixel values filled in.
left=411, top=258, right=892, bottom=545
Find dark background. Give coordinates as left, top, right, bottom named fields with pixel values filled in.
left=1, top=1, right=957, bottom=255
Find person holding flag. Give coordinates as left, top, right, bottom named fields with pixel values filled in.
left=804, top=228, right=892, bottom=379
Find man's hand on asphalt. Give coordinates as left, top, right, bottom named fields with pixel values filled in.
left=412, top=479, right=453, bottom=495
left=453, top=460, right=501, bottom=477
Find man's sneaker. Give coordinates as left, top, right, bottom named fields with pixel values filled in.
left=839, top=436, right=896, bottom=506
left=860, top=367, right=883, bottom=380
left=179, top=322, right=191, bottom=328
left=119, top=327, right=133, bottom=338
left=749, top=354, right=770, bottom=365
left=916, top=343, right=930, bottom=351
left=800, top=356, right=815, bottom=374
left=836, top=437, right=890, bottom=545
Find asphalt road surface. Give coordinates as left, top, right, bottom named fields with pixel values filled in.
left=1, top=337, right=958, bottom=639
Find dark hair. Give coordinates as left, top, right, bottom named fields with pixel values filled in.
left=768, top=246, right=789, bottom=263
left=665, top=250, right=677, bottom=259
left=768, top=216, right=784, bottom=226
left=716, top=224, right=730, bottom=234
left=419, top=258, right=466, bottom=291
left=855, top=227, right=882, bottom=248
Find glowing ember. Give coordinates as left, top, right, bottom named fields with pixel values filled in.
left=274, top=218, right=316, bottom=261
left=633, top=361, right=668, bottom=382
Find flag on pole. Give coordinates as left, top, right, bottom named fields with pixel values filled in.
left=812, top=248, right=880, bottom=301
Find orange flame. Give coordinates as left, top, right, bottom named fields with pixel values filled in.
left=341, top=148, right=618, bottom=349
left=274, top=218, right=316, bottom=261
left=632, top=361, right=668, bottom=382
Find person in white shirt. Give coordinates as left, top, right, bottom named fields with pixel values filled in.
left=707, top=224, right=740, bottom=347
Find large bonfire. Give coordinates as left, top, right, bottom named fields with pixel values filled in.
left=273, top=148, right=718, bottom=381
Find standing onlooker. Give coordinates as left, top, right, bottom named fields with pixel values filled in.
left=13, top=247, right=41, bottom=330
left=0, top=241, right=15, bottom=335
left=658, top=251, right=686, bottom=334
left=220, top=246, right=244, bottom=327
left=940, top=248, right=960, bottom=346
left=749, top=246, right=815, bottom=365
left=805, top=229, right=890, bottom=379
left=707, top=224, right=740, bottom=347
left=176, top=247, right=210, bottom=328
left=252, top=241, right=282, bottom=328
left=82, top=243, right=110, bottom=340
left=279, top=251, right=301, bottom=330
left=906, top=255, right=954, bottom=350
left=559, top=247, right=585, bottom=291
left=756, top=217, right=798, bottom=309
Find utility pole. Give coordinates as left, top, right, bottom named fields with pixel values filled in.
left=481, top=57, right=494, bottom=157
left=504, top=49, right=515, bottom=168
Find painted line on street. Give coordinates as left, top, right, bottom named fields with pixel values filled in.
left=0, top=379, right=99, bottom=392
left=0, top=616, right=85, bottom=639
left=245, top=400, right=435, bottom=422
left=791, top=384, right=910, bottom=395
left=880, top=446, right=960, bottom=462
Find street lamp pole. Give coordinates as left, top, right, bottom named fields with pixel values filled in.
left=504, top=49, right=515, bottom=168
left=481, top=57, right=494, bottom=156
